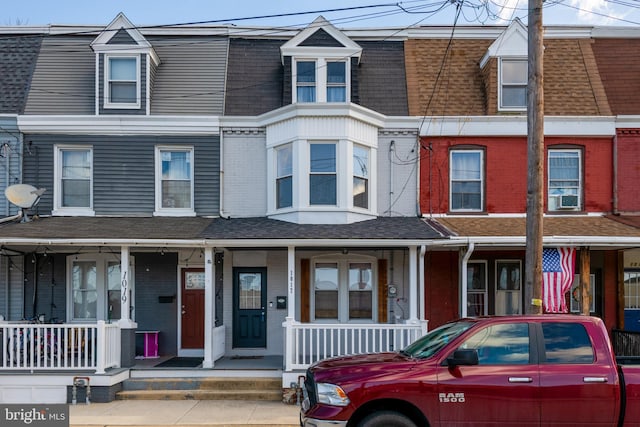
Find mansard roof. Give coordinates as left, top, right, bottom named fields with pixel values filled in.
left=0, top=33, right=42, bottom=114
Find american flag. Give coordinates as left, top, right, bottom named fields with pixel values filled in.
left=542, top=247, right=576, bottom=313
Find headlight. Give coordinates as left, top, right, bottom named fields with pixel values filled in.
left=316, top=382, right=350, bottom=406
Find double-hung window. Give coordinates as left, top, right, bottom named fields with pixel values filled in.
left=548, top=149, right=581, bottom=211
left=327, top=61, right=346, bottom=102
left=105, top=55, right=139, bottom=108
left=54, top=146, right=93, bottom=215
left=296, top=61, right=316, bottom=102
left=450, top=149, right=483, bottom=212
left=310, top=143, right=337, bottom=206
left=313, top=258, right=375, bottom=322
left=276, top=145, right=293, bottom=209
left=155, top=146, right=194, bottom=215
left=500, top=58, right=527, bottom=110
left=353, top=145, right=369, bottom=209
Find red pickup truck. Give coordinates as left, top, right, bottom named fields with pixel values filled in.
left=300, top=315, right=640, bottom=427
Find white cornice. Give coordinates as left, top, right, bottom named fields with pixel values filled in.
left=616, top=116, right=640, bottom=128
left=17, top=115, right=220, bottom=135
left=256, top=103, right=387, bottom=128
left=419, top=116, right=616, bottom=137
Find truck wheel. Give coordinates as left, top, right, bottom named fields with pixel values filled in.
left=357, top=411, right=417, bottom=427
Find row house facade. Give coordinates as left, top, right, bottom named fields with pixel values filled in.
left=0, top=14, right=639, bottom=403
left=406, top=21, right=640, bottom=331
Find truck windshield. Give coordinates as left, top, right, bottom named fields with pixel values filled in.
left=401, top=320, right=474, bottom=359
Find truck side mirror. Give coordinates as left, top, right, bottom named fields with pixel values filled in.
left=447, top=349, right=479, bottom=367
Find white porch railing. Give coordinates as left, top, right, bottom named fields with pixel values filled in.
left=1, top=320, right=120, bottom=373
left=284, top=321, right=428, bottom=371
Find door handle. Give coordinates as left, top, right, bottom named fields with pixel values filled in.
left=508, top=377, right=533, bottom=383
left=583, top=377, right=608, bottom=383
left=182, top=310, right=186, bottom=315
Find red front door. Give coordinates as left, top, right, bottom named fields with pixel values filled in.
left=181, top=268, right=205, bottom=349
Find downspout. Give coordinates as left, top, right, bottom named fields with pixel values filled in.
left=5, top=142, right=9, bottom=216
left=460, top=242, right=475, bottom=318
left=419, top=245, right=426, bottom=322
left=613, top=133, right=618, bottom=214
left=389, top=140, right=394, bottom=216
left=219, top=129, right=229, bottom=219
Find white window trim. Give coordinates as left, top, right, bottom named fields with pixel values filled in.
left=293, top=58, right=350, bottom=103
left=547, top=148, right=582, bottom=212
left=449, top=149, right=484, bottom=212
left=66, top=253, right=135, bottom=323
left=310, top=255, right=378, bottom=323
left=154, top=145, right=195, bottom=216
left=103, top=54, right=141, bottom=109
left=52, top=145, right=94, bottom=216
left=498, top=57, right=527, bottom=112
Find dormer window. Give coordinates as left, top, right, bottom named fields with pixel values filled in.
left=294, top=59, right=349, bottom=103
left=327, top=62, right=346, bottom=102
left=106, top=55, right=139, bottom=107
left=499, top=58, right=527, bottom=110
left=296, top=61, right=316, bottom=102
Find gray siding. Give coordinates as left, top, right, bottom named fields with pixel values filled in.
left=133, top=252, right=178, bottom=356
left=299, top=28, right=344, bottom=47
left=377, top=132, right=418, bottom=217
left=98, top=54, right=147, bottom=115
left=22, top=254, right=66, bottom=321
left=0, top=118, right=22, bottom=216
left=225, top=39, right=286, bottom=115
left=0, top=34, right=42, bottom=114
left=5, top=257, right=25, bottom=320
left=23, top=134, right=220, bottom=217
left=149, top=36, right=227, bottom=115
left=24, top=36, right=95, bottom=115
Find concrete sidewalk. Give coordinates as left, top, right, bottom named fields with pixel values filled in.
left=70, top=400, right=300, bottom=427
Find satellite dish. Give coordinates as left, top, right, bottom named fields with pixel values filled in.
left=4, top=184, right=46, bottom=222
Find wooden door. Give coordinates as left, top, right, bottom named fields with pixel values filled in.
left=181, top=268, right=205, bottom=349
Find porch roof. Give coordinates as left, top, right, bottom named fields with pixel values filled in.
left=435, top=215, right=640, bottom=249
left=0, top=215, right=449, bottom=247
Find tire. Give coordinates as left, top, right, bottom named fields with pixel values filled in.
left=357, top=411, right=417, bottom=427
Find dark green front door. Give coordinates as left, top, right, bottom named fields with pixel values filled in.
left=233, top=267, right=267, bottom=348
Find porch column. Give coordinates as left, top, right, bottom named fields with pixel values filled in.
left=284, top=245, right=296, bottom=371
left=203, top=247, right=215, bottom=368
left=409, top=246, right=418, bottom=322
left=460, top=243, right=475, bottom=318
left=118, top=246, right=137, bottom=368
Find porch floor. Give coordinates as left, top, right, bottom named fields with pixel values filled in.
left=132, top=355, right=284, bottom=371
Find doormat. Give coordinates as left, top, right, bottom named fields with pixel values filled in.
left=155, top=357, right=203, bottom=368
left=230, top=355, right=264, bottom=360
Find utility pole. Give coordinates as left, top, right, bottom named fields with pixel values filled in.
left=524, top=0, right=544, bottom=315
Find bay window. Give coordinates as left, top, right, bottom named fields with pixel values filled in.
left=353, top=145, right=369, bottom=209
left=276, top=144, right=293, bottom=209
left=310, top=143, right=337, bottom=205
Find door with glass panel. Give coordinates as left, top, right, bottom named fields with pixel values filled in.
left=233, top=268, right=267, bottom=348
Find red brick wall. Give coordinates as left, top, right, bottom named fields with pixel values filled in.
left=616, top=130, right=640, bottom=213
left=420, top=136, right=614, bottom=214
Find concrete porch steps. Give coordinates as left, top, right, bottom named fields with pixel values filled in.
left=116, top=377, right=283, bottom=401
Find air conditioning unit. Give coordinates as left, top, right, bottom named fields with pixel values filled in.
left=559, top=194, right=579, bottom=209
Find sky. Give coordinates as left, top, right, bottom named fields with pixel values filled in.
left=2, top=0, right=640, bottom=29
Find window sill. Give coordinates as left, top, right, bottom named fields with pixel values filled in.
left=52, top=208, right=95, bottom=217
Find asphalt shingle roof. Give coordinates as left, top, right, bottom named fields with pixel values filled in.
left=0, top=216, right=448, bottom=242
